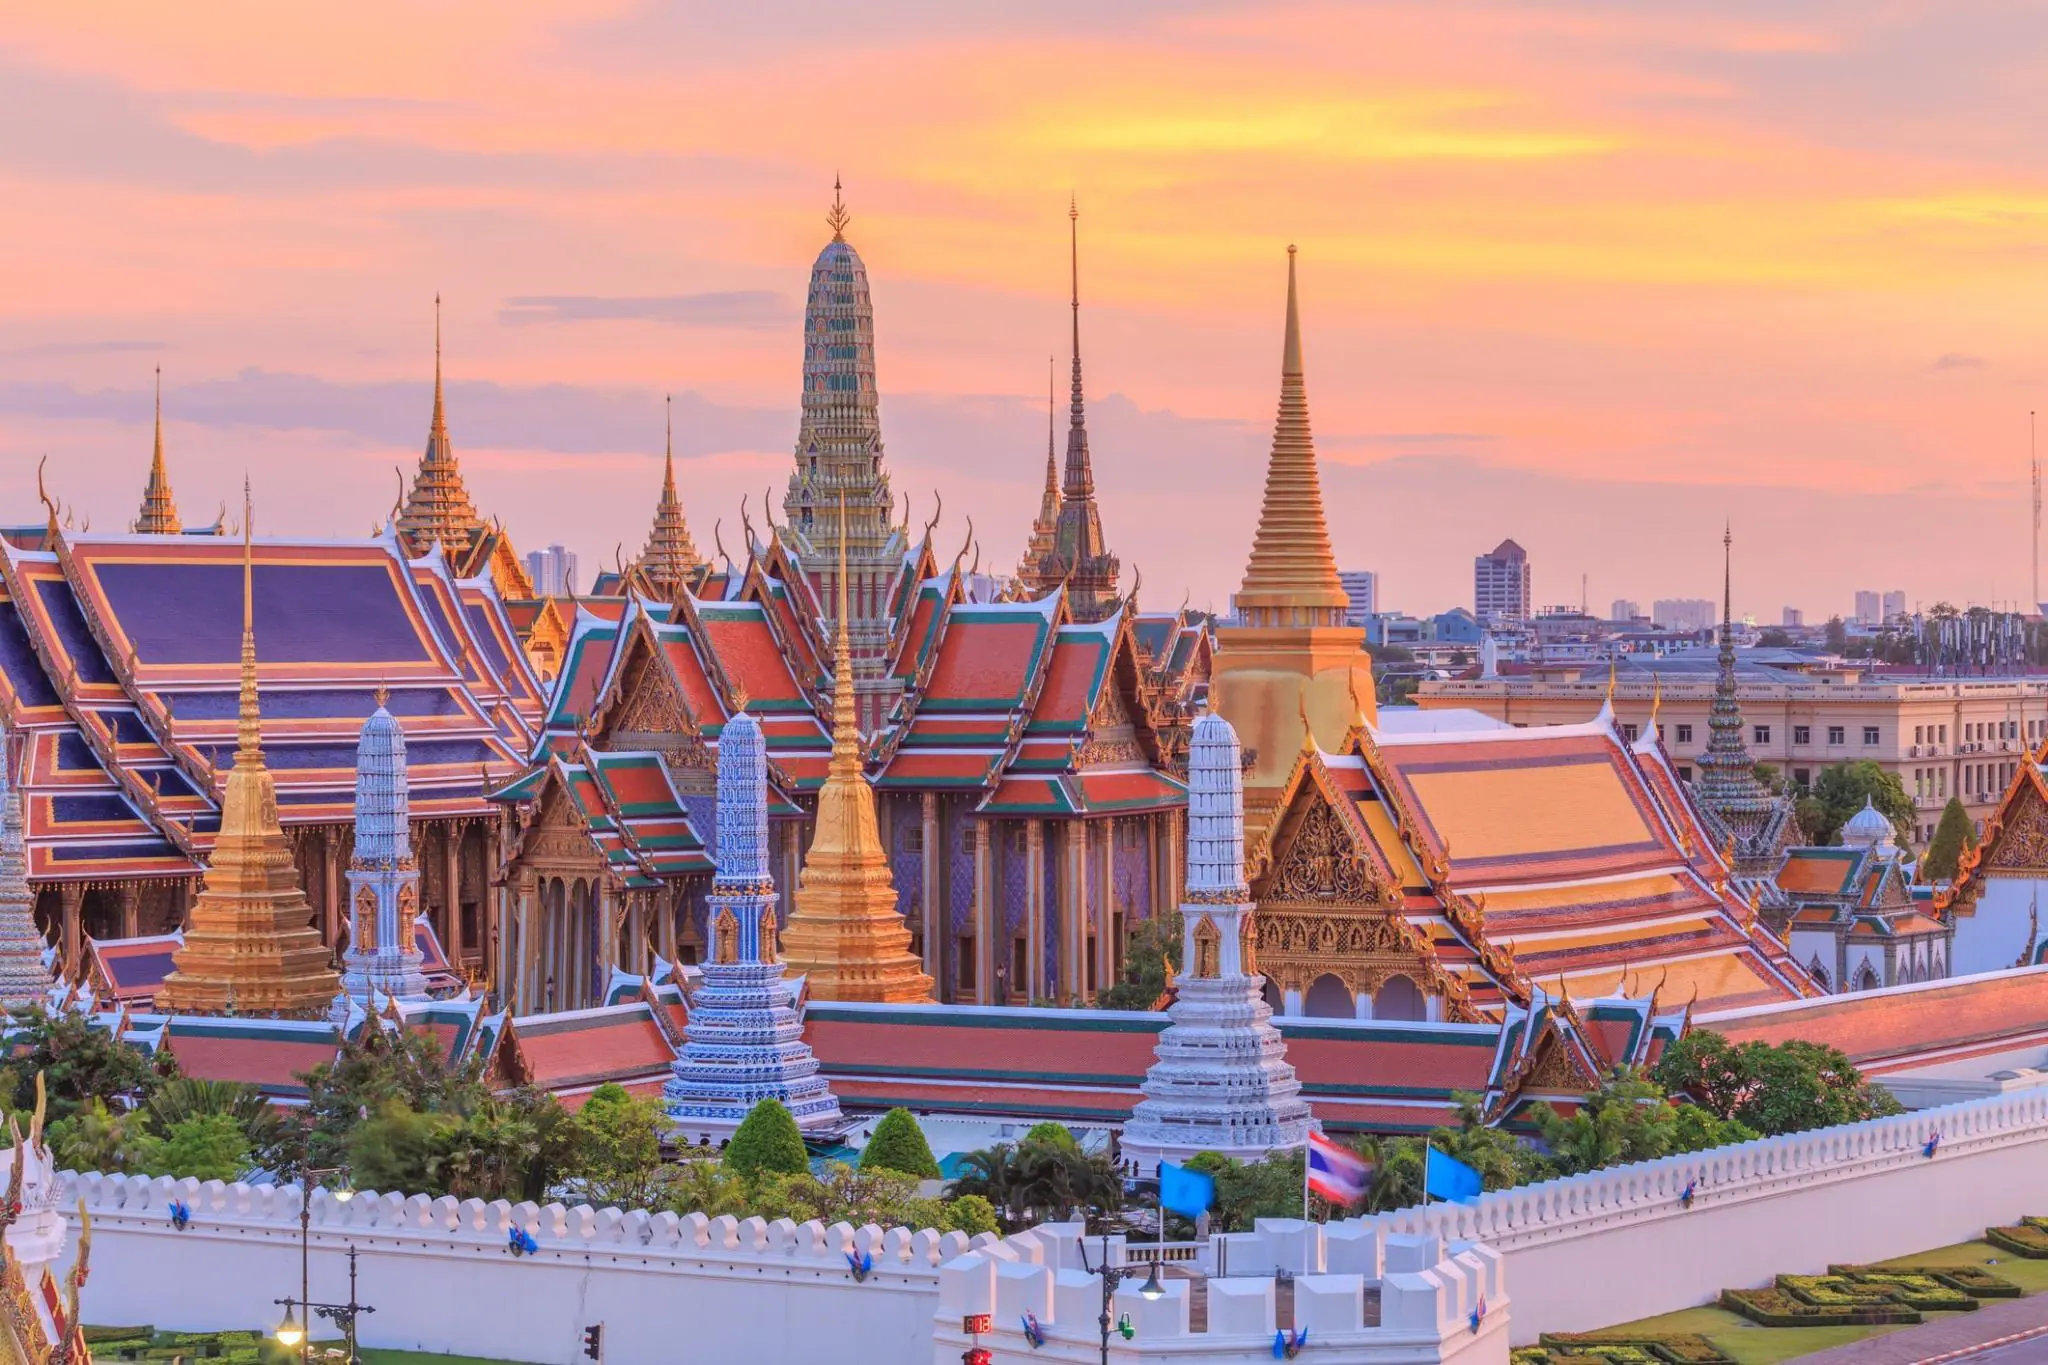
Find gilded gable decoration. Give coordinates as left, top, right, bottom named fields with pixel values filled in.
left=1269, top=800, right=1383, bottom=905
left=1987, top=795, right=2048, bottom=872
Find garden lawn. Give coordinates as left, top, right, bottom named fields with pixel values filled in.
left=1590, top=1238, right=2043, bottom=1365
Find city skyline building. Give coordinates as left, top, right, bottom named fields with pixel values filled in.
left=1783, top=607, right=1805, bottom=628
left=525, top=544, right=578, bottom=598
left=1338, top=569, right=1378, bottom=623
left=1612, top=598, right=1641, bottom=622
left=1653, top=598, right=1716, bottom=634
left=1854, top=590, right=1881, bottom=625
left=1473, top=538, right=1531, bottom=624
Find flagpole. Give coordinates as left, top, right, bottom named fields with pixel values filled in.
left=1301, top=1142, right=1312, bottom=1278
left=1422, top=1142, right=1432, bottom=1207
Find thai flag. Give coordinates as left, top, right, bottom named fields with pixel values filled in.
left=1306, top=1132, right=1372, bottom=1206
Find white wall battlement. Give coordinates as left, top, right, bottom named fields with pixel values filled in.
left=60, top=1171, right=991, bottom=1365
left=931, top=1223, right=1508, bottom=1364
left=1361, top=1087, right=2048, bottom=1340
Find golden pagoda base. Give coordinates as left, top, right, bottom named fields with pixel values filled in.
left=1212, top=623, right=1374, bottom=844
left=782, top=873, right=934, bottom=1005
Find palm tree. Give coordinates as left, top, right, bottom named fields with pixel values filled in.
left=145, top=1079, right=290, bottom=1168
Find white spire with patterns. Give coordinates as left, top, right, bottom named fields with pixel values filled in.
left=336, top=689, right=428, bottom=1013
left=0, top=720, right=52, bottom=1010
left=664, top=707, right=843, bottom=1138
left=1121, top=708, right=1314, bottom=1173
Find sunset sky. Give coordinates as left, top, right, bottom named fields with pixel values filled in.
left=4, top=1, right=2046, bottom=621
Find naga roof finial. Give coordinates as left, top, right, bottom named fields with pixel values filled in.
left=36, top=456, right=58, bottom=535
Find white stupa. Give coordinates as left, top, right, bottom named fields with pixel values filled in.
left=1120, top=709, right=1315, bottom=1174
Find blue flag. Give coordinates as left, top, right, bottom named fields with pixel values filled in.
left=1424, top=1147, right=1482, bottom=1203
left=1158, top=1161, right=1216, bottom=1218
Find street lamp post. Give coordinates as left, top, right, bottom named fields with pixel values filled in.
left=273, top=1167, right=354, bottom=1365
left=274, top=1245, right=377, bottom=1365
left=1074, top=1233, right=1164, bottom=1365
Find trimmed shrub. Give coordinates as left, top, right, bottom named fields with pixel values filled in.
left=1720, top=1287, right=1918, bottom=1327
left=83, top=1328, right=155, bottom=1345
left=1540, top=1333, right=1734, bottom=1364
left=723, top=1099, right=809, bottom=1180
left=859, top=1108, right=940, bottom=1179
left=1780, top=1273, right=1906, bottom=1308
left=944, top=1194, right=999, bottom=1236
left=1986, top=1224, right=2048, bottom=1258
left=1022, top=1121, right=1077, bottom=1151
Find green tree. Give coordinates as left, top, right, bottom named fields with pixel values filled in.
left=859, top=1108, right=941, bottom=1180
left=723, top=1099, right=809, bottom=1180
left=44, top=1099, right=154, bottom=1174
left=1186, top=1149, right=1315, bottom=1231
left=1756, top=629, right=1793, bottom=648
left=146, top=1079, right=292, bottom=1172
left=3, top=1009, right=168, bottom=1123
left=1095, top=907, right=1183, bottom=1010
left=565, top=1083, right=669, bottom=1208
left=1532, top=1070, right=1679, bottom=1175
left=1651, top=1030, right=1901, bottom=1135
left=1824, top=616, right=1848, bottom=654
left=659, top=1157, right=752, bottom=1219
left=136, top=1114, right=253, bottom=1183
left=944, top=1194, right=999, bottom=1236
left=1922, top=797, right=1976, bottom=882
left=346, top=1101, right=459, bottom=1194
left=1671, top=1103, right=1758, bottom=1154
left=1798, top=762, right=1912, bottom=846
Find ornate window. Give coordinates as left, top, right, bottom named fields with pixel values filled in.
left=1193, top=916, right=1220, bottom=979
left=713, top=908, right=739, bottom=965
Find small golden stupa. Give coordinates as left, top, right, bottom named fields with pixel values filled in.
left=158, top=487, right=341, bottom=1018
left=779, top=506, right=935, bottom=1003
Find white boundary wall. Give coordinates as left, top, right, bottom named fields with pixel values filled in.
left=57, top=1175, right=983, bottom=1365
left=1358, top=1088, right=2048, bottom=1343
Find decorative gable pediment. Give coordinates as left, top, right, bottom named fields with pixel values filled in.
left=1265, top=796, right=1387, bottom=906
left=1986, top=787, right=2048, bottom=872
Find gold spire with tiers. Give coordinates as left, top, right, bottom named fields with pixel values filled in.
left=779, top=502, right=934, bottom=1002
left=134, top=368, right=181, bottom=535
left=637, top=395, right=703, bottom=594
left=395, top=297, right=485, bottom=561
left=1019, top=355, right=1061, bottom=582
left=1212, top=247, right=1372, bottom=840
left=158, top=487, right=340, bottom=1018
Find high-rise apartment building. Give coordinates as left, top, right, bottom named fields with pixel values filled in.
left=1474, top=539, right=1530, bottom=624
left=525, top=544, right=577, bottom=598
left=1783, top=607, right=1805, bottom=628
left=1883, top=590, right=1907, bottom=622
left=1652, top=598, right=1716, bottom=634
left=1611, top=599, right=1641, bottom=622
left=1337, top=570, right=1378, bottom=624
left=1854, top=591, right=1881, bottom=625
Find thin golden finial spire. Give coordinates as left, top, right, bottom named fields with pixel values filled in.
left=237, top=477, right=261, bottom=759
left=135, top=366, right=182, bottom=534
left=830, top=494, right=859, bottom=769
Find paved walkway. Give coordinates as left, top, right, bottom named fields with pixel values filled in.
left=1793, top=1294, right=2048, bottom=1364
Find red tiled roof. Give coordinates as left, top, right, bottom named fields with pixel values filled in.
left=1702, top=966, right=2048, bottom=1073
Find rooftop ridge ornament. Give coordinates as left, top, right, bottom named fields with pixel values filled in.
left=826, top=174, right=851, bottom=242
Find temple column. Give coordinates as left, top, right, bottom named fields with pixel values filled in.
left=443, top=823, right=464, bottom=969
left=321, top=830, right=342, bottom=954
left=1097, top=818, right=1117, bottom=994
left=919, top=792, right=940, bottom=991
left=118, top=884, right=140, bottom=939
left=1026, top=819, right=1045, bottom=1003
left=518, top=873, right=539, bottom=1012
left=658, top=883, right=678, bottom=963
left=972, top=821, right=992, bottom=1004
left=1073, top=822, right=1089, bottom=1002
left=58, top=883, right=82, bottom=980
left=598, top=880, right=618, bottom=1000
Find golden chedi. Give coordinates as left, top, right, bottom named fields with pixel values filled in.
left=780, top=509, right=934, bottom=1003
left=1212, top=246, right=1374, bottom=841
left=159, top=492, right=340, bottom=1017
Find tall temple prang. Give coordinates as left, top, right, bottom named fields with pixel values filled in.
left=664, top=705, right=844, bottom=1138
left=778, top=181, right=907, bottom=726
left=133, top=367, right=181, bottom=535
left=1213, top=247, right=1374, bottom=839
left=779, top=507, right=934, bottom=1002
left=336, top=688, right=429, bottom=1012
left=1691, top=525, right=1797, bottom=906
left=158, top=488, right=341, bottom=1018
left=1123, top=707, right=1314, bottom=1173
left=1019, top=198, right=1121, bottom=621
left=0, top=720, right=52, bottom=1011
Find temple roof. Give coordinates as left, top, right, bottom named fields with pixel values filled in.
left=1254, top=705, right=1816, bottom=1014
left=0, top=527, right=539, bottom=879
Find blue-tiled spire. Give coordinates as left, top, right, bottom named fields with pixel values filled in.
left=665, top=703, right=843, bottom=1138
left=336, top=690, right=428, bottom=1012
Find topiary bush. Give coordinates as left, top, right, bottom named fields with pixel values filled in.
left=859, top=1108, right=940, bottom=1179
left=1720, top=1287, right=1918, bottom=1327
left=1538, top=1333, right=1734, bottom=1364
left=723, top=1099, right=810, bottom=1180
left=943, top=1193, right=998, bottom=1236
left=1986, top=1223, right=2048, bottom=1258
